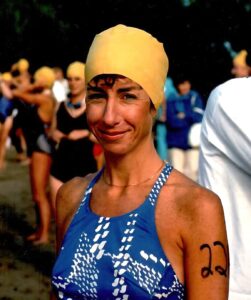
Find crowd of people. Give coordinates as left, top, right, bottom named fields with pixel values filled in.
left=0, top=53, right=206, bottom=248
left=0, top=59, right=104, bottom=245
left=0, top=24, right=250, bottom=299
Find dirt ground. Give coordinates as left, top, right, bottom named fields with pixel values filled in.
left=0, top=147, right=56, bottom=300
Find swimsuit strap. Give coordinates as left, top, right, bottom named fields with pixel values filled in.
left=147, top=161, right=173, bottom=206
left=77, top=161, right=173, bottom=214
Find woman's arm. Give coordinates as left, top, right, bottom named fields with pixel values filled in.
left=0, top=80, right=14, bottom=99
left=183, top=188, right=229, bottom=299
left=66, top=129, right=92, bottom=141
left=66, top=130, right=99, bottom=144
left=12, top=88, right=48, bottom=106
left=51, top=177, right=91, bottom=300
left=55, top=176, right=91, bottom=252
left=50, top=128, right=67, bottom=143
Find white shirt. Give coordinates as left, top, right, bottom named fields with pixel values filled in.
left=198, top=77, right=251, bottom=300
left=52, top=79, right=69, bottom=102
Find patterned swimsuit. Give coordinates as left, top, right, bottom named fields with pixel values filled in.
left=52, top=162, right=185, bottom=299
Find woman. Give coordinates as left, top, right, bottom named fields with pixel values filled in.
left=2, top=66, right=56, bottom=245
left=52, top=25, right=229, bottom=299
left=49, top=61, right=97, bottom=215
left=0, top=72, right=15, bottom=169
left=166, top=76, right=204, bottom=181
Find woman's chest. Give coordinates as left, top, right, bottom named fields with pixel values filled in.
left=89, top=186, right=151, bottom=218
left=53, top=209, right=184, bottom=299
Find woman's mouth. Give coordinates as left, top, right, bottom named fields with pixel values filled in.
left=99, top=129, right=127, bottom=141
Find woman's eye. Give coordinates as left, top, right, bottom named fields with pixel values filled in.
left=122, top=94, right=137, bottom=100
left=86, top=94, right=105, bottom=102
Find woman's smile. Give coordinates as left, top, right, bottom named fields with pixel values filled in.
left=98, top=129, right=128, bottom=142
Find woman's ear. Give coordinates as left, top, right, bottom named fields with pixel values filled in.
left=150, top=101, right=157, bottom=117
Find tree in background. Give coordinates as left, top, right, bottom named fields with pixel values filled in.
left=1, top=0, right=251, bottom=99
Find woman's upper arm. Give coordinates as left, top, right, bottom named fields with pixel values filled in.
left=55, top=179, right=82, bottom=252
left=55, top=184, right=71, bottom=252
left=13, top=89, right=47, bottom=106
left=183, top=189, right=229, bottom=299
left=54, top=176, right=93, bottom=253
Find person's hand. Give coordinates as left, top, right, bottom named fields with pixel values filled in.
left=67, top=129, right=90, bottom=141
left=177, top=112, right=185, bottom=119
left=50, top=129, right=66, bottom=143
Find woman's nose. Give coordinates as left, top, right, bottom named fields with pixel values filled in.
left=102, top=97, right=120, bottom=126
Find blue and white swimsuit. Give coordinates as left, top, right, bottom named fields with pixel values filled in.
left=52, top=162, right=185, bottom=299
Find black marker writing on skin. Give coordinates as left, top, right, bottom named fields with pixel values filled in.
left=200, top=241, right=229, bottom=278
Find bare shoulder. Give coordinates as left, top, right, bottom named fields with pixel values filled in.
left=159, top=169, right=226, bottom=237
left=156, top=169, right=229, bottom=296
left=55, top=173, right=97, bottom=242
left=162, top=172, right=229, bottom=298
left=165, top=169, right=223, bottom=212
left=56, top=173, right=97, bottom=217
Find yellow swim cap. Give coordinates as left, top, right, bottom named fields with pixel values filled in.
left=1, top=72, right=13, bottom=82
left=233, top=50, right=248, bottom=67
left=34, top=66, right=55, bottom=89
left=85, top=24, right=169, bottom=110
left=17, top=58, right=30, bottom=72
left=67, top=61, right=85, bottom=79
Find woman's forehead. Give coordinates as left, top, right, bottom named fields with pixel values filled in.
left=89, top=75, right=142, bottom=89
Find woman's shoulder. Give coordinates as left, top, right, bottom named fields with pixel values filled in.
left=161, top=169, right=224, bottom=225
left=157, top=169, right=226, bottom=259
left=57, top=173, right=97, bottom=206
left=55, top=173, right=98, bottom=229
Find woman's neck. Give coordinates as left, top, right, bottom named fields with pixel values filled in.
left=67, top=92, right=86, bottom=110
left=70, top=91, right=86, bottom=104
left=103, top=144, right=162, bottom=187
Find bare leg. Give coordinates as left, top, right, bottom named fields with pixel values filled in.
left=28, top=151, right=52, bottom=244
left=15, top=127, right=29, bottom=163
left=0, top=116, right=13, bottom=170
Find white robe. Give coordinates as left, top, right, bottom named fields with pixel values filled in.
left=198, top=77, right=251, bottom=300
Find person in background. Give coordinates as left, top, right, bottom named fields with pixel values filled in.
left=52, top=66, right=69, bottom=103
left=1, top=66, right=56, bottom=245
left=49, top=61, right=97, bottom=215
left=198, top=52, right=251, bottom=300
left=51, top=24, right=228, bottom=299
left=0, top=72, right=15, bottom=169
left=92, top=142, right=105, bottom=171
left=154, top=76, right=177, bottom=160
left=231, top=49, right=251, bottom=78
left=0, top=58, right=32, bottom=168
left=10, top=58, right=32, bottom=164
left=166, top=75, right=204, bottom=181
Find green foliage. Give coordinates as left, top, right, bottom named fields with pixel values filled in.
left=0, top=0, right=251, bottom=99
left=180, top=0, right=197, bottom=7
left=0, top=0, right=57, bottom=34
left=35, top=3, right=56, bottom=19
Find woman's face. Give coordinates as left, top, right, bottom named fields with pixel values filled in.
left=67, top=76, right=85, bottom=96
left=231, top=63, right=250, bottom=78
left=86, top=76, right=155, bottom=156
left=177, top=80, right=191, bottom=96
